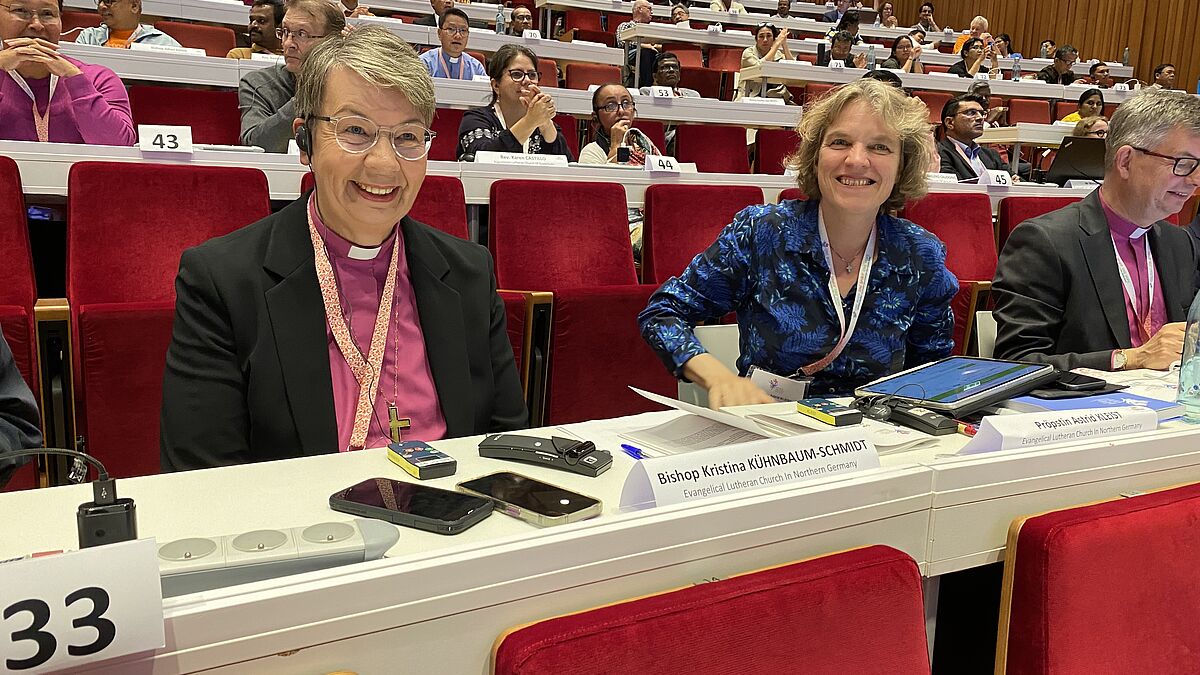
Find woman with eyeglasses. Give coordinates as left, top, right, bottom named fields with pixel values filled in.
left=579, top=84, right=660, bottom=165
left=739, top=23, right=793, bottom=102
left=1072, top=115, right=1108, bottom=139
left=457, top=44, right=573, bottom=161
left=0, top=0, right=135, bottom=143
left=880, top=35, right=923, bottom=73
left=161, top=26, right=527, bottom=471
left=1060, top=88, right=1104, bottom=123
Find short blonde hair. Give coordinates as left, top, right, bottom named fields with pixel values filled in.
left=295, top=25, right=436, bottom=126
left=1072, top=115, right=1107, bottom=137
left=785, top=78, right=932, bottom=211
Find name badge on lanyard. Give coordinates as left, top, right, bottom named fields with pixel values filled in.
left=801, top=210, right=877, bottom=376
left=8, top=71, right=58, bottom=142
left=1112, top=234, right=1155, bottom=342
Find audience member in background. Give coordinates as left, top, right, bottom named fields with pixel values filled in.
left=420, top=9, right=485, bottom=79
left=1035, top=44, right=1077, bottom=84
left=947, top=37, right=996, bottom=78
left=640, top=78, right=956, bottom=406
left=993, top=89, right=1200, bottom=371
left=739, top=23, right=792, bottom=102
left=861, top=68, right=902, bottom=90
left=239, top=0, right=343, bottom=152
left=1038, top=38, right=1055, bottom=59
left=710, top=0, right=746, bottom=13
left=878, top=2, right=896, bottom=28
left=458, top=44, right=572, bottom=160
left=412, top=0, right=451, bottom=26
left=1072, top=115, right=1108, bottom=138
left=0, top=328, right=42, bottom=490
left=228, top=0, right=284, bottom=59
left=1151, top=63, right=1176, bottom=89
left=639, top=52, right=698, bottom=97
left=579, top=84, right=659, bottom=165
left=968, top=80, right=1006, bottom=127
left=880, top=34, right=923, bottom=73
left=819, top=31, right=865, bottom=68
left=337, top=0, right=373, bottom=17
left=162, top=26, right=526, bottom=471
left=77, top=0, right=180, bottom=48
left=770, top=0, right=789, bottom=18
left=914, top=2, right=938, bottom=33
left=951, top=15, right=988, bottom=54
left=1060, top=87, right=1104, bottom=123
left=0, top=0, right=135, bottom=144
left=824, top=10, right=862, bottom=44
left=993, top=33, right=1013, bottom=57
left=507, top=6, right=534, bottom=35
left=821, top=0, right=850, bottom=23
left=616, top=0, right=659, bottom=88
left=670, top=3, right=689, bottom=23
left=938, top=93, right=1017, bottom=183
left=1083, top=61, right=1114, bottom=88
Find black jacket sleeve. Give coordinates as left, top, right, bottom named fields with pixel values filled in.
left=0, top=328, right=41, bottom=488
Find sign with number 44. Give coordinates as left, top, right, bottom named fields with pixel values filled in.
left=645, top=155, right=680, bottom=175
left=137, top=124, right=194, bottom=155
left=1, top=539, right=164, bottom=672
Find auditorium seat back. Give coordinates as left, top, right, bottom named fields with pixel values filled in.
left=429, top=107, right=465, bottom=161
left=494, top=545, right=931, bottom=675
left=565, top=63, right=621, bottom=90
left=707, top=47, right=743, bottom=73
left=754, top=128, right=799, bottom=175
left=642, top=184, right=764, bottom=283
left=66, top=162, right=271, bottom=479
left=537, top=57, right=559, bottom=87
left=675, top=124, right=749, bottom=174
left=154, top=21, right=236, bottom=57
left=554, top=113, right=582, bottom=158
left=128, top=86, right=240, bottom=146
left=632, top=120, right=667, bottom=155
left=678, top=65, right=721, bottom=99
left=662, top=44, right=703, bottom=68
left=1008, top=98, right=1051, bottom=124
left=60, top=10, right=101, bottom=40
left=564, top=9, right=602, bottom=31
left=914, top=90, right=952, bottom=125
left=996, top=196, right=1081, bottom=253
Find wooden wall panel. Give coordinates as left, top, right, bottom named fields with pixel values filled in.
left=888, top=0, right=1198, bottom=93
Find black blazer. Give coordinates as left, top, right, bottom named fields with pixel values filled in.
left=160, top=197, right=527, bottom=471
left=937, top=137, right=1010, bottom=181
left=992, top=190, right=1200, bottom=370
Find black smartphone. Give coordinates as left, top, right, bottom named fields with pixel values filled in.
left=456, top=472, right=602, bottom=527
left=1055, top=372, right=1108, bottom=392
left=329, top=477, right=492, bottom=535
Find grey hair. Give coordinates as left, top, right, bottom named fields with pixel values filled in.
left=1105, top=88, right=1200, bottom=171
left=295, top=25, right=436, bottom=126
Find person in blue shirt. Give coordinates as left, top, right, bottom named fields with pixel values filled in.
left=639, top=78, right=958, bottom=408
left=419, top=8, right=485, bottom=80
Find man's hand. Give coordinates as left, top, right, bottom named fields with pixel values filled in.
left=1127, top=322, right=1186, bottom=370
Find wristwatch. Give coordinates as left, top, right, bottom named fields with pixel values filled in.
left=1112, top=349, right=1128, bottom=371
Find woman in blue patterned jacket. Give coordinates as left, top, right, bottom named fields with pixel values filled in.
left=638, top=78, right=958, bottom=408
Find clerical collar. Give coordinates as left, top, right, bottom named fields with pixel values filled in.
left=1099, top=190, right=1150, bottom=240
left=307, top=194, right=398, bottom=260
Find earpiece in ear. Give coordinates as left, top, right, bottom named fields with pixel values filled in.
left=295, top=124, right=312, bottom=154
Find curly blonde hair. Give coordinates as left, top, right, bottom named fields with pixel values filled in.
left=784, top=78, right=932, bottom=211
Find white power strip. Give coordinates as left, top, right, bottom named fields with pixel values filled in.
left=158, top=519, right=399, bottom=597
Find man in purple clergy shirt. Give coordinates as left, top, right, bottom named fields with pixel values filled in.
left=0, top=0, right=135, bottom=144
left=993, top=88, right=1200, bottom=372
left=160, top=26, right=527, bottom=471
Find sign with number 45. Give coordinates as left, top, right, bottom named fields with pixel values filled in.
left=1, top=539, right=164, bottom=672
left=137, top=124, right=194, bottom=155
left=645, top=155, right=681, bottom=175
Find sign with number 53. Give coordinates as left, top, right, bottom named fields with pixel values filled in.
left=1, top=539, right=164, bottom=673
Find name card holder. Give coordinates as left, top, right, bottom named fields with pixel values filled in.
left=619, top=429, right=879, bottom=509
left=250, top=52, right=285, bottom=64
left=828, top=59, right=846, bottom=70
left=959, top=406, right=1157, bottom=455
left=740, top=96, right=787, bottom=105
left=926, top=172, right=960, bottom=184
left=138, top=124, right=194, bottom=155
left=706, top=23, right=723, bottom=33
left=129, top=42, right=206, bottom=57
left=474, top=151, right=569, bottom=167
left=985, top=169, right=1012, bottom=185
left=1113, top=83, right=1130, bottom=91
left=645, top=154, right=681, bottom=174
left=522, top=29, right=541, bottom=39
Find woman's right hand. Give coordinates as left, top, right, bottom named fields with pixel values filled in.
left=520, top=85, right=556, bottom=126
left=609, top=119, right=631, bottom=152
left=706, top=375, right=775, bottom=410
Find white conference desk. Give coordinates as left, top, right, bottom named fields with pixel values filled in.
left=4, top=407, right=1200, bottom=673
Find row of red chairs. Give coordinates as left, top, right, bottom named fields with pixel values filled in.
left=61, top=11, right=237, bottom=57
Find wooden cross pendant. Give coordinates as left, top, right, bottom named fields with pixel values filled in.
left=388, top=403, right=411, bottom=444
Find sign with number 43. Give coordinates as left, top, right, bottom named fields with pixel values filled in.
left=137, top=124, right=194, bottom=155
left=1, top=539, right=164, bottom=672
left=645, top=155, right=680, bottom=175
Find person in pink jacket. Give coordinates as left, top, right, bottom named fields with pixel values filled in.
left=0, top=0, right=135, bottom=144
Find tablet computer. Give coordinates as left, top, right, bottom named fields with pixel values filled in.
left=854, top=356, right=1060, bottom=417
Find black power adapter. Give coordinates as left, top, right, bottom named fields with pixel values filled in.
left=6, top=448, right=138, bottom=548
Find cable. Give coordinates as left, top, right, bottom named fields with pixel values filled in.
left=4, top=447, right=109, bottom=482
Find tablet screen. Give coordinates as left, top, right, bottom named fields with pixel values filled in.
left=861, top=357, right=1048, bottom=404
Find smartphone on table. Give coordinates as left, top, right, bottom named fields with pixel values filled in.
left=456, top=472, right=602, bottom=527
left=330, top=477, right=492, bottom=535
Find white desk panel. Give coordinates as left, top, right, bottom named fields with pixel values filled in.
left=368, top=0, right=512, bottom=24
left=58, top=41, right=243, bottom=87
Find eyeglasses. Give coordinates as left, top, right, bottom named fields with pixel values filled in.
left=1132, top=146, right=1200, bottom=177
left=506, top=69, right=540, bottom=82
left=595, top=101, right=636, bottom=113
left=0, top=3, right=60, bottom=22
left=276, top=27, right=325, bottom=42
left=94, top=0, right=123, bottom=6
left=957, top=108, right=987, bottom=119
left=311, top=115, right=437, bottom=161
left=440, top=25, right=468, bottom=35
left=656, top=62, right=680, bottom=71
left=1084, top=129, right=1108, bottom=138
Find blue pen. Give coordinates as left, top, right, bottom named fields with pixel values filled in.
left=620, top=444, right=645, bottom=460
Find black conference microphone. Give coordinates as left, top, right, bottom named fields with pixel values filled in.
left=4, top=447, right=137, bottom=549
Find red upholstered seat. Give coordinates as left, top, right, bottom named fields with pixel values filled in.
left=904, top=192, right=997, bottom=354
left=564, top=9, right=602, bottom=31
left=128, top=85, right=240, bottom=146
left=489, top=179, right=676, bottom=423
left=675, top=124, right=749, bottom=174
left=537, top=57, right=558, bottom=87
left=429, top=107, right=464, bottom=161
left=154, top=21, right=236, bottom=57
left=554, top=113, right=581, bottom=158
left=997, top=482, right=1200, bottom=675
left=779, top=187, right=807, bottom=201
left=922, top=63, right=949, bottom=74
left=569, top=28, right=615, bottom=47
left=1008, top=97, right=1052, bottom=124
left=678, top=65, right=721, bottom=99
left=662, top=44, right=703, bottom=68
left=754, top=128, right=799, bottom=174
left=1052, top=100, right=1075, bottom=121
left=493, top=545, right=931, bottom=675
left=67, top=162, right=271, bottom=478
left=60, top=10, right=101, bottom=40
left=707, top=47, right=743, bottom=73
left=914, top=90, right=951, bottom=125
left=565, top=63, right=621, bottom=90
left=642, top=184, right=763, bottom=283
left=996, top=196, right=1081, bottom=253
left=0, top=156, right=40, bottom=491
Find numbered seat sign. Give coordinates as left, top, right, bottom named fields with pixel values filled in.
left=137, top=125, right=194, bottom=154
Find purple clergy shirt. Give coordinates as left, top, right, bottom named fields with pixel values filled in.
left=0, top=57, right=136, bottom=145
left=309, top=197, right=447, bottom=450
left=1100, top=192, right=1167, bottom=347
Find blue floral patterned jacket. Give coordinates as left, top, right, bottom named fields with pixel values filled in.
left=638, top=199, right=959, bottom=396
